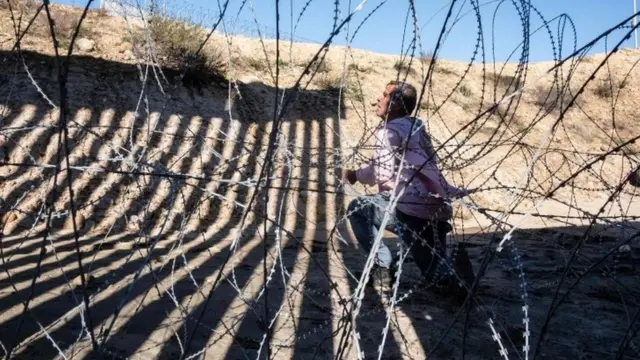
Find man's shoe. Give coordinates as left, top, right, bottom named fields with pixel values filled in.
left=368, top=265, right=393, bottom=291
left=428, top=247, right=475, bottom=306
left=453, top=244, right=476, bottom=289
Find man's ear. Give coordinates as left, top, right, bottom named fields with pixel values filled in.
left=389, top=93, right=402, bottom=112
left=390, top=91, right=402, bottom=104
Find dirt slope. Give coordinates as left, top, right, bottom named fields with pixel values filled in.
left=1, top=3, right=640, bottom=360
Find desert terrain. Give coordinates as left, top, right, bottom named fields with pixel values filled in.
left=1, top=2, right=640, bottom=359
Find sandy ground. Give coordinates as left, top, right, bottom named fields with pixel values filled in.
left=1, top=3, right=640, bottom=360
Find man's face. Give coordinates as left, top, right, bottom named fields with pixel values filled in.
left=376, top=84, right=397, bottom=119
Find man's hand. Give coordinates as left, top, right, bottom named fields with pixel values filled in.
left=451, top=187, right=479, bottom=199
left=342, top=169, right=358, bottom=185
left=465, top=187, right=480, bottom=196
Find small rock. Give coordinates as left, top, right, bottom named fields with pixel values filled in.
left=299, top=190, right=308, bottom=198
left=127, top=221, right=140, bottom=233
left=118, top=41, right=132, bottom=53
left=76, top=212, right=86, bottom=228
left=75, top=38, right=95, bottom=52
left=123, top=50, right=135, bottom=60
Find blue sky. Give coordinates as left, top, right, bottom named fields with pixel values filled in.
left=61, top=0, right=638, bottom=62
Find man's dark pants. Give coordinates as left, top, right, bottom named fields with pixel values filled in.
left=346, top=192, right=452, bottom=283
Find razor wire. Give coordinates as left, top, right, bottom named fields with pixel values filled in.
left=0, top=0, right=640, bottom=359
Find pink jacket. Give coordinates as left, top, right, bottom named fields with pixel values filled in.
left=355, top=116, right=470, bottom=220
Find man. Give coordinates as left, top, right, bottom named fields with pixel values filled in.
left=343, top=80, right=474, bottom=294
